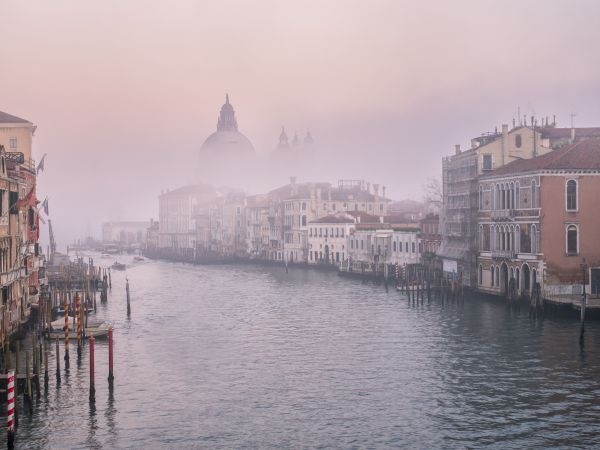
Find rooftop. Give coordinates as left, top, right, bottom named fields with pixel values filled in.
left=310, top=211, right=380, bottom=224
left=0, top=111, right=31, bottom=124
left=484, top=138, right=600, bottom=177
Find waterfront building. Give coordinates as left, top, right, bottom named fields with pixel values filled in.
left=419, top=213, right=441, bottom=269
left=0, top=110, right=44, bottom=339
left=346, top=218, right=421, bottom=275
left=476, top=138, right=600, bottom=305
left=436, top=120, right=598, bottom=287
left=244, top=195, right=270, bottom=259
left=307, top=211, right=379, bottom=266
left=268, top=178, right=390, bottom=263
left=0, top=110, right=36, bottom=162
left=102, top=221, right=150, bottom=247
left=157, top=184, right=218, bottom=249
left=146, top=219, right=159, bottom=251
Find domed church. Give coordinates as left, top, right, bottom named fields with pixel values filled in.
left=198, top=94, right=256, bottom=187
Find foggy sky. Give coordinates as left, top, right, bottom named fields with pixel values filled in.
left=2, top=0, right=600, bottom=246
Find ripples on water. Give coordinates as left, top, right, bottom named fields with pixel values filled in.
left=3, top=256, right=600, bottom=449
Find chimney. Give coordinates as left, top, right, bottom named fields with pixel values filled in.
left=455, top=144, right=461, bottom=155
left=382, top=185, right=386, bottom=199
left=571, top=127, right=575, bottom=144
left=379, top=216, right=384, bottom=224
left=373, top=184, right=380, bottom=203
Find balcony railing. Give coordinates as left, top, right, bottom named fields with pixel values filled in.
left=491, top=210, right=515, bottom=220
left=491, top=249, right=515, bottom=259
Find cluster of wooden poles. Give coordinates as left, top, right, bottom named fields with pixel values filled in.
left=395, top=265, right=465, bottom=305
left=3, top=253, right=125, bottom=450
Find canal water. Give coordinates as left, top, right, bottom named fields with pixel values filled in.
left=4, top=254, right=600, bottom=449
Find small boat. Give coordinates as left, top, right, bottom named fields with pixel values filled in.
left=111, top=261, right=126, bottom=270
left=48, top=319, right=111, bottom=340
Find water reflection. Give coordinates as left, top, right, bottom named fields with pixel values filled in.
left=2, top=257, right=599, bottom=448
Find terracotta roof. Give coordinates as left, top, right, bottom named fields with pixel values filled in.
left=540, top=127, right=600, bottom=140
left=484, top=138, right=600, bottom=177
left=0, top=111, right=30, bottom=124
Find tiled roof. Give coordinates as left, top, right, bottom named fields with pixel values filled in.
left=540, top=127, right=600, bottom=140
left=484, top=138, right=600, bottom=177
left=310, top=211, right=380, bottom=224
left=0, top=111, right=30, bottom=124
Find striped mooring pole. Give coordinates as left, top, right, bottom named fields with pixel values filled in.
left=89, top=336, right=95, bottom=402
left=76, top=293, right=82, bottom=357
left=7, top=369, right=15, bottom=449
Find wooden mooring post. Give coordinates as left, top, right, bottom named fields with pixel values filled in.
left=126, top=278, right=131, bottom=317
left=108, top=325, right=114, bottom=386
left=55, top=339, right=61, bottom=385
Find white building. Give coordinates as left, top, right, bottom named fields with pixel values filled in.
left=347, top=224, right=421, bottom=274
left=308, top=212, right=380, bottom=266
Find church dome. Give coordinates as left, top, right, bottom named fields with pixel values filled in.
left=201, top=129, right=255, bottom=157
left=200, top=94, right=256, bottom=158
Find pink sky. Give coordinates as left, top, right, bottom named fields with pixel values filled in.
left=2, top=0, right=600, bottom=243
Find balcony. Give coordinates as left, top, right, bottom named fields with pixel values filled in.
left=491, top=210, right=515, bottom=220
left=491, top=249, right=515, bottom=259
left=0, top=268, right=26, bottom=286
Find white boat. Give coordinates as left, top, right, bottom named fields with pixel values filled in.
left=48, top=318, right=111, bottom=340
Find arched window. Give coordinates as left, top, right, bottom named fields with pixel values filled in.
left=515, top=267, right=520, bottom=290
left=531, top=180, right=538, bottom=208
left=531, top=225, right=537, bottom=254
left=393, top=241, right=397, bottom=252
left=515, top=181, right=520, bottom=209
left=515, top=134, right=522, bottom=148
left=523, top=264, right=530, bottom=291
left=479, top=264, right=483, bottom=285
left=510, top=182, right=515, bottom=209
left=479, top=186, right=483, bottom=210
left=515, top=225, right=520, bottom=253
left=566, top=179, right=577, bottom=211
left=495, top=266, right=500, bottom=287
left=566, top=225, right=578, bottom=255
left=491, top=265, right=495, bottom=286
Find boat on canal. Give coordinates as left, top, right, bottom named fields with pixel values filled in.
left=47, top=318, right=112, bottom=340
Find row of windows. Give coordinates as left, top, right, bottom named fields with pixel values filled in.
left=479, top=223, right=578, bottom=256
left=309, top=227, right=345, bottom=238
left=478, top=263, right=537, bottom=291
left=349, top=239, right=417, bottom=254
left=479, top=180, right=538, bottom=211
left=480, top=178, right=579, bottom=212
left=309, top=251, right=344, bottom=263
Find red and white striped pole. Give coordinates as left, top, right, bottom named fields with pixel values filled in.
left=107, top=325, right=114, bottom=386
left=89, top=336, right=95, bottom=402
left=7, top=369, right=15, bottom=449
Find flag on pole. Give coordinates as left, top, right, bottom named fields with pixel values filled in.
left=42, top=197, right=49, bottom=216
left=36, top=153, right=47, bottom=174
